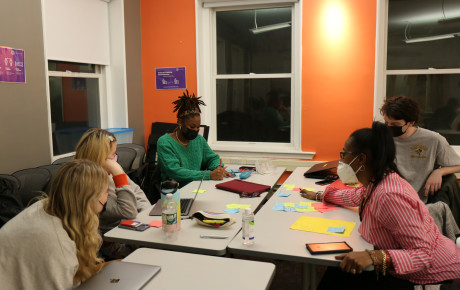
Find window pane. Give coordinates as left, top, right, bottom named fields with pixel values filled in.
left=48, top=60, right=96, bottom=73
left=216, top=7, right=292, bottom=74
left=216, top=78, right=291, bottom=142
left=386, top=74, right=460, bottom=145
left=387, top=0, right=460, bottom=70
left=49, top=76, right=100, bottom=155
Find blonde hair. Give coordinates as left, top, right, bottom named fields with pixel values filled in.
left=43, top=159, right=109, bottom=283
left=74, top=128, right=116, bottom=167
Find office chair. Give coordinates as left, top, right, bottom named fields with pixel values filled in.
left=116, top=147, right=137, bottom=173
left=37, top=164, right=63, bottom=193
left=12, top=168, right=51, bottom=207
left=52, top=155, right=74, bottom=165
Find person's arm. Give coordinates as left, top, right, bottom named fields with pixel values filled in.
left=126, top=176, right=151, bottom=212
left=201, top=137, right=221, bottom=170
left=102, top=174, right=138, bottom=220
left=425, top=135, right=460, bottom=196
left=376, top=191, right=435, bottom=275
left=157, top=138, right=211, bottom=184
left=321, top=184, right=364, bottom=207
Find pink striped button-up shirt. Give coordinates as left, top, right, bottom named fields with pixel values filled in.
left=323, top=172, right=460, bottom=284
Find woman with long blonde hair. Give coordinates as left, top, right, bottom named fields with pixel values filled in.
left=0, top=159, right=108, bottom=289
left=74, top=128, right=150, bottom=233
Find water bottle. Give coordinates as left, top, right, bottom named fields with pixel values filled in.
left=160, top=179, right=181, bottom=230
left=242, top=208, right=255, bottom=245
left=162, top=193, right=178, bottom=236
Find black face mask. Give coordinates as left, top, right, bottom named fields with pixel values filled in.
left=389, top=123, right=407, bottom=137
left=183, top=128, right=199, bottom=140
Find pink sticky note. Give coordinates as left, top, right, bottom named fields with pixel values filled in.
left=292, top=188, right=301, bottom=191
left=148, top=221, right=162, bottom=228
left=311, top=202, right=339, bottom=213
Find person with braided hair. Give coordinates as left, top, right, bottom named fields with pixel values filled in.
left=157, top=90, right=232, bottom=187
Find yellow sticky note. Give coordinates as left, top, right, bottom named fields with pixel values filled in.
left=237, top=204, right=251, bottom=209
left=226, top=204, right=238, bottom=209
left=192, top=189, right=206, bottom=193
left=283, top=184, right=295, bottom=188
left=302, top=188, right=315, bottom=191
left=227, top=204, right=251, bottom=209
left=284, top=202, right=295, bottom=207
left=299, top=202, right=310, bottom=206
left=289, top=216, right=356, bottom=237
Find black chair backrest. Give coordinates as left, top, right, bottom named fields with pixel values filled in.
left=0, top=175, right=23, bottom=228
left=116, top=147, right=137, bottom=173
left=12, top=168, right=51, bottom=207
left=147, top=122, right=178, bottom=166
left=117, top=143, right=146, bottom=170
left=37, top=164, right=63, bottom=193
left=52, top=155, right=74, bottom=165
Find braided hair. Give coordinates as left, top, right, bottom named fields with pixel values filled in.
left=173, top=90, right=206, bottom=120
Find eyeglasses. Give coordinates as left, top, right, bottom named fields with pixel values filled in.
left=339, top=151, right=355, bottom=159
left=239, top=192, right=262, bottom=198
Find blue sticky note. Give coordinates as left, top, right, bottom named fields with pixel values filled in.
left=295, top=204, right=308, bottom=209
left=277, top=192, right=291, bottom=197
left=224, top=208, right=239, bottom=214
left=327, top=226, right=346, bottom=233
left=272, top=203, right=285, bottom=211
left=284, top=207, right=296, bottom=212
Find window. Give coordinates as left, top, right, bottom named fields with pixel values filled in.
left=48, top=61, right=103, bottom=156
left=378, top=0, right=460, bottom=148
left=197, top=1, right=301, bottom=154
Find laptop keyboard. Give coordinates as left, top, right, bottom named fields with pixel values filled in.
left=180, top=198, right=192, bottom=214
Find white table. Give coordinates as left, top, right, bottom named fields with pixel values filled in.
left=122, top=248, right=276, bottom=290
left=104, top=166, right=285, bottom=256
left=227, top=167, right=373, bottom=290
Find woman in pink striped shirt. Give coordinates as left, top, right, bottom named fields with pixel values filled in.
left=310, top=121, right=460, bottom=289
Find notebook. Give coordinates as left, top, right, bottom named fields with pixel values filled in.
left=149, top=170, right=206, bottom=216
left=215, top=179, right=271, bottom=194
left=303, top=160, right=339, bottom=179
left=77, top=261, right=161, bottom=290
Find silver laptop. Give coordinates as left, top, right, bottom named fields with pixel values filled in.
left=149, top=170, right=206, bottom=217
left=78, top=261, right=160, bottom=290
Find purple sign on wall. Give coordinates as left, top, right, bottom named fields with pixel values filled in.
left=155, top=67, right=186, bottom=90
left=0, top=46, right=26, bottom=83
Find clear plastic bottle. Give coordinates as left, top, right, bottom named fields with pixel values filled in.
left=242, top=208, right=255, bottom=245
left=162, top=193, right=178, bottom=235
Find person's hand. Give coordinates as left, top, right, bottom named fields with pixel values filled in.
left=335, top=251, right=373, bottom=275
left=300, top=189, right=317, bottom=200
left=103, top=159, right=124, bottom=176
left=210, top=167, right=227, bottom=180
left=223, top=168, right=233, bottom=178
left=424, top=169, right=442, bottom=196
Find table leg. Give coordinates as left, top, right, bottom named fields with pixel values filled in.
left=302, top=263, right=316, bottom=290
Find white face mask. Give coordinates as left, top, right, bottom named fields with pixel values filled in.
left=107, top=154, right=118, bottom=162
left=337, top=155, right=361, bottom=184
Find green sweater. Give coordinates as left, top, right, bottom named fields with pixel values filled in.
left=157, top=133, right=221, bottom=187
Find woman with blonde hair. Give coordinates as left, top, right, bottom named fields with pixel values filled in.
left=74, top=128, right=150, bottom=233
left=0, top=159, right=108, bottom=289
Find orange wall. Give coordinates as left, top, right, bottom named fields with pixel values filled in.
left=140, top=0, right=376, bottom=161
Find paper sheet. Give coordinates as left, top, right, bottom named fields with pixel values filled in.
left=290, top=216, right=356, bottom=237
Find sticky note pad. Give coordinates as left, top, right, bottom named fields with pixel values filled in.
left=290, top=216, right=356, bottom=237
left=224, top=208, right=239, bottom=214
left=295, top=204, right=308, bottom=209
left=284, top=202, right=295, bottom=207
left=327, top=226, right=346, bottom=233
left=148, top=221, right=162, bottom=228
left=272, top=203, right=285, bottom=211
left=295, top=208, right=309, bottom=212
left=284, top=207, right=297, bottom=212
left=299, top=202, right=310, bottom=206
left=192, top=189, right=206, bottom=193
left=277, top=192, right=291, bottom=197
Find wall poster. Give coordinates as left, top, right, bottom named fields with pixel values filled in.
left=155, top=67, right=186, bottom=90
left=0, top=46, right=25, bottom=83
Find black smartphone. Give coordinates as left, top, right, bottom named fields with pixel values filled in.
left=315, top=179, right=334, bottom=185
left=306, top=241, right=353, bottom=255
left=118, top=220, right=150, bottom=231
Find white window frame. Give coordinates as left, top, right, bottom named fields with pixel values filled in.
left=375, top=0, right=460, bottom=156
left=196, top=0, right=314, bottom=159
left=47, top=62, right=108, bottom=160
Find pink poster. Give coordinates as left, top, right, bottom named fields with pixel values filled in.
left=0, top=46, right=26, bottom=83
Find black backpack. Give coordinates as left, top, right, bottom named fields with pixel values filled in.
left=0, top=176, right=24, bottom=228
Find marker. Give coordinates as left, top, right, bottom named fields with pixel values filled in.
left=200, top=235, right=229, bottom=239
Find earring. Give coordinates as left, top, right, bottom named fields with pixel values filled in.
left=359, top=164, right=366, bottom=171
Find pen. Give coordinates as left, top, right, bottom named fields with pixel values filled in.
left=200, top=234, right=229, bottom=239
